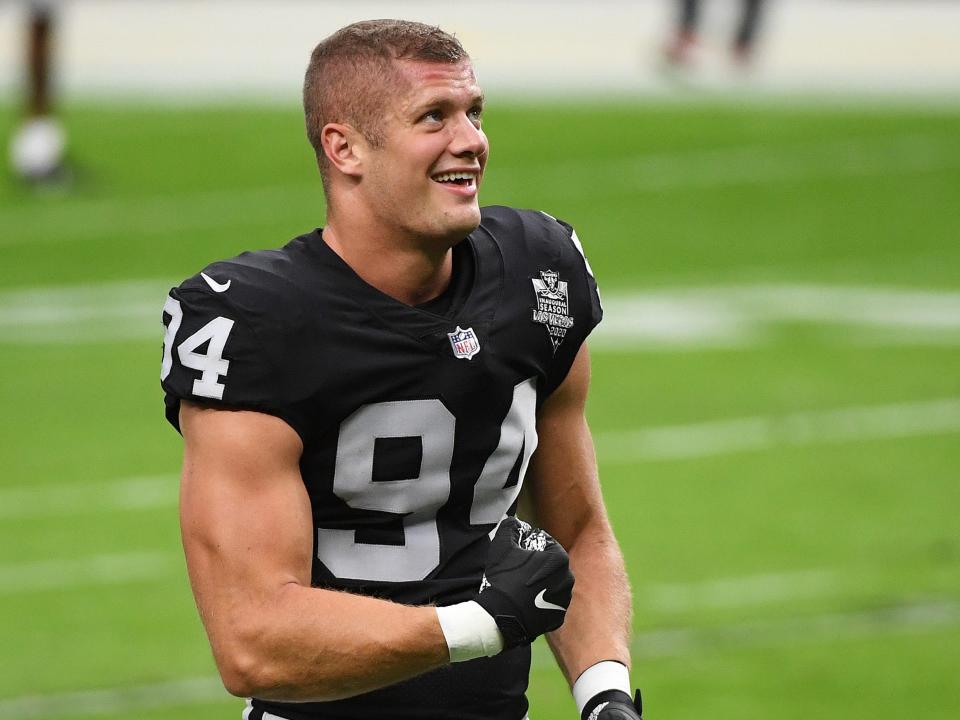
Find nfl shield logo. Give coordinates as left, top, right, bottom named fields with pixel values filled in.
left=448, top=326, right=481, bottom=360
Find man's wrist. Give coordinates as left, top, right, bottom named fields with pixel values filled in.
left=573, top=660, right=632, bottom=716
left=435, top=600, right=505, bottom=663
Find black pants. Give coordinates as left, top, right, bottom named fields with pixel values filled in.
left=678, top=0, right=766, bottom=49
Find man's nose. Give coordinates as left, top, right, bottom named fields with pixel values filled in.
left=451, top=114, right=488, bottom=158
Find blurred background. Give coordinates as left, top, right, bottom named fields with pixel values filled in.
left=1, top=1, right=958, bottom=718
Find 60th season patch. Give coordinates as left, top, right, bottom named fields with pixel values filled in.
left=531, top=269, right=574, bottom=352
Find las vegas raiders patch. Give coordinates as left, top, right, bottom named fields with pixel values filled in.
left=531, top=269, right=575, bottom=352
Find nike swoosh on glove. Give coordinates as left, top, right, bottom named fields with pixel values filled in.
left=582, top=689, right=643, bottom=720
left=474, top=517, right=574, bottom=648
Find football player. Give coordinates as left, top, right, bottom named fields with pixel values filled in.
left=161, top=19, right=640, bottom=720
left=663, top=0, right=767, bottom=66
left=9, top=0, right=68, bottom=184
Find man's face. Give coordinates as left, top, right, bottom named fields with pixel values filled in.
left=360, top=59, right=488, bottom=244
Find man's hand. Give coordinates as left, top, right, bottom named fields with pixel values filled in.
left=582, top=689, right=643, bottom=720
left=474, top=517, right=574, bottom=648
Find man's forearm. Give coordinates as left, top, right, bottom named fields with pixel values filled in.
left=206, top=582, right=449, bottom=702
left=196, top=518, right=573, bottom=703
left=546, top=524, right=632, bottom=685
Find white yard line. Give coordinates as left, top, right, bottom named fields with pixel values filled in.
left=627, top=599, right=960, bottom=660
left=2, top=599, right=955, bottom=718
left=597, top=397, right=960, bottom=463
left=0, top=475, right=178, bottom=519
left=3, top=281, right=960, bottom=347
left=591, top=284, right=960, bottom=350
left=0, top=677, right=226, bottom=720
left=646, top=569, right=841, bottom=612
left=2, top=397, right=958, bottom=524
left=0, top=552, right=180, bottom=595
left=500, top=132, right=960, bottom=200
left=0, top=183, right=321, bottom=248
left=2, top=132, right=957, bottom=248
left=0, top=279, right=173, bottom=344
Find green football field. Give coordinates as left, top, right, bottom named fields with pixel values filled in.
left=1, top=98, right=958, bottom=719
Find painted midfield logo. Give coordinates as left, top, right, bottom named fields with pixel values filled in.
left=448, top=326, right=481, bottom=360
left=531, top=269, right=574, bottom=352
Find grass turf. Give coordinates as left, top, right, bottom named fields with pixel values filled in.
left=1, top=98, right=958, bottom=719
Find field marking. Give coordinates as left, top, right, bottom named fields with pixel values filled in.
left=2, top=132, right=957, bottom=248
left=646, top=569, right=841, bottom=612
left=0, top=182, right=322, bottom=248
left=627, top=599, right=960, bottom=660
left=500, top=132, right=960, bottom=199
left=2, top=600, right=955, bottom=718
left=2, top=397, right=957, bottom=524
left=591, top=284, right=960, bottom=350
left=0, top=552, right=181, bottom=596
left=0, top=677, right=225, bottom=720
left=3, top=280, right=960, bottom=348
left=0, top=475, right=178, bottom=520
left=597, top=397, right=960, bottom=463
left=0, top=280, right=175, bottom=344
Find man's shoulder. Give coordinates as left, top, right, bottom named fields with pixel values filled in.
left=478, top=205, right=602, bottom=372
left=478, top=205, right=586, bottom=271
left=161, top=234, right=324, bottom=427
left=480, top=205, right=574, bottom=241
left=171, top=232, right=329, bottom=328
left=176, top=235, right=310, bottom=301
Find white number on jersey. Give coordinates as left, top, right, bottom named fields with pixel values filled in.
left=317, top=400, right=455, bottom=582
left=160, top=296, right=183, bottom=382
left=161, top=296, right=235, bottom=400
left=321, top=378, right=539, bottom=583
left=470, top=378, right=538, bottom=529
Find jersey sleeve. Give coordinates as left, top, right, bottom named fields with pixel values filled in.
left=160, top=262, right=313, bottom=438
left=535, top=212, right=603, bottom=395
left=549, top=214, right=603, bottom=331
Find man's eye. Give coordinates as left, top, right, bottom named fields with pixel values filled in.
left=468, top=108, right=483, bottom=122
left=422, top=110, right=443, bottom=122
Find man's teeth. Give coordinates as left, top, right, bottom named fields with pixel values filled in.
left=434, top=172, right=476, bottom=183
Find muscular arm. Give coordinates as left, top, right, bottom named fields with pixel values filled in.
left=178, top=401, right=448, bottom=702
left=524, top=346, right=633, bottom=684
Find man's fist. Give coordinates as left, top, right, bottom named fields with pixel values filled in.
left=474, top=517, right=574, bottom=648
left=582, top=690, right=643, bottom=720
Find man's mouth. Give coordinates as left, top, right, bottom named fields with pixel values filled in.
left=431, top=170, right=478, bottom=189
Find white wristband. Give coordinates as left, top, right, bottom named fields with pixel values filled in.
left=435, top=600, right=505, bottom=663
left=572, top=660, right=632, bottom=716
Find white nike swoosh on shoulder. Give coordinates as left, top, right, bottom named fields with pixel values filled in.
left=534, top=589, right=567, bottom=612
left=201, top=272, right=231, bottom=293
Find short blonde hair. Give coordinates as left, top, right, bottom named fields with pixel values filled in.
left=303, top=19, right=469, bottom=191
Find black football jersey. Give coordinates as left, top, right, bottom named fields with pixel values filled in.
left=161, top=206, right=602, bottom=720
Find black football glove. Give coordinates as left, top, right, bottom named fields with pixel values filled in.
left=581, top=689, right=643, bottom=720
left=474, top=517, right=574, bottom=649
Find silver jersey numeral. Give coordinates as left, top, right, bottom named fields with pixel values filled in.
left=320, top=378, right=538, bottom=583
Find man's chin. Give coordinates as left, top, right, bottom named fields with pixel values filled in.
left=441, top=205, right=482, bottom=239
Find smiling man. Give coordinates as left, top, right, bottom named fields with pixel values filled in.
left=160, top=19, right=638, bottom=720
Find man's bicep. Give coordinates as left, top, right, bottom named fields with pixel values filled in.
left=179, top=401, right=311, bottom=610
left=526, top=345, right=606, bottom=546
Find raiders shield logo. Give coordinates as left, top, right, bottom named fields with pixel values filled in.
left=448, top=326, right=481, bottom=360
left=531, top=269, right=575, bottom=352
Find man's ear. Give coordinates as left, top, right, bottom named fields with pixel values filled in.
left=320, top=122, right=367, bottom=178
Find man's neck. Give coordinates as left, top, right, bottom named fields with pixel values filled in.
left=322, top=219, right=456, bottom=307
